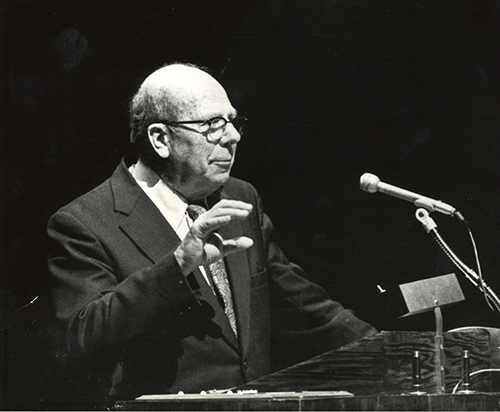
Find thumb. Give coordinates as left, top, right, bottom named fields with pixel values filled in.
left=222, top=237, right=254, bottom=258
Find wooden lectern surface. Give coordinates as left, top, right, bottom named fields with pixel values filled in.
left=237, top=329, right=500, bottom=394
left=116, top=392, right=500, bottom=411
left=116, top=329, right=500, bottom=411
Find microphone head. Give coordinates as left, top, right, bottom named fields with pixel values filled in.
left=359, top=173, right=380, bottom=193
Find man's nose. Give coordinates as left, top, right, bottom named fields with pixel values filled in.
left=219, top=123, right=241, bottom=146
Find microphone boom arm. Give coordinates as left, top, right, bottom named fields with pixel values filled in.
left=415, top=208, right=500, bottom=313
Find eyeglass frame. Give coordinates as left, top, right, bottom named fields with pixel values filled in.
left=155, top=115, right=247, bottom=143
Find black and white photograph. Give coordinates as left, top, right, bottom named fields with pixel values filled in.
left=2, top=1, right=500, bottom=410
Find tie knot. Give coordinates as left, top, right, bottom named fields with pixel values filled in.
left=187, top=204, right=207, bottom=221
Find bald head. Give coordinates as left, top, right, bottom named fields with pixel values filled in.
left=129, top=63, right=241, bottom=200
left=143, top=64, right=225, bottom=113
left=129, top=64, right=228, bottom=145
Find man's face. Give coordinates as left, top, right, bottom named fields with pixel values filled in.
left=165, top=79, right=241, bottom=201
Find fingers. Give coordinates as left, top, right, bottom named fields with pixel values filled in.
left=175, top=200, right=254, bottom=275
left=203, top=235, right=254, bottom=264
left=205, top=200, right=253, bottom=220
left=190, top=200, right=253, bottom=239
left=191, top=215, right=232, bottom=239
left=222, top=236, right=254, bottom=256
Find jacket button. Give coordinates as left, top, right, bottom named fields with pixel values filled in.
left=243, top=360, right=249, bottom=370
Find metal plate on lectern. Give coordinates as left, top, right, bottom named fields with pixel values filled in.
left=399, top=273, right=464, bottom=317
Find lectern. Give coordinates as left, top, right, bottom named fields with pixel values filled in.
left=116, top=328, right=500, bottom=411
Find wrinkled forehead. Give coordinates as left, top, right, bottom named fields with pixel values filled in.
left=147, top=66, right=235, bottom=118
left=174, top=81, right=233, bottom=118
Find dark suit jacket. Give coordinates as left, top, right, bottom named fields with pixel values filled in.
left=47, top=156, right=376, bottom=402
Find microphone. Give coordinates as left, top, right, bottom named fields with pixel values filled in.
left=359, top=173, right=462, bottom=219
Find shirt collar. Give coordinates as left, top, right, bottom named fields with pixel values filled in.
left=129, top=158, right=188, bottom=232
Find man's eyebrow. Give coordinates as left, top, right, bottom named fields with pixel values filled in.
left=207, top=112, right=237, bottom=120
left=201, top=108, right=237, bottom=120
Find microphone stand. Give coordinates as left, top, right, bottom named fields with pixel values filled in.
left=433, top=303, right=446, bottom=393
left=415, top=208, right=500, bottom=313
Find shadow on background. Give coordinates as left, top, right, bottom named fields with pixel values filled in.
left=2, top=0, right=500, bottom=408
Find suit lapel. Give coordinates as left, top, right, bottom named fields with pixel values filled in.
left=111, top=159, right=243, bottom=350
left=218, top=189, right=252, bottom=355
left=111, top=159, right=181, bottom=263
left=192, top=267, right=239, bottom=350
left=121, top=195, right=182, bottom=263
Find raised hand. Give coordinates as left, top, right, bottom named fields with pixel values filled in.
left=174, top=200, right=254, bottom=275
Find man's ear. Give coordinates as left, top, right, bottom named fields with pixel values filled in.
left=147, top=123, right=171, bottom=159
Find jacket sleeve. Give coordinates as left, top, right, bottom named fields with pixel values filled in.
left=250, top=186, right=377, bottom=368
left=47, top=210, right=200, bottom=356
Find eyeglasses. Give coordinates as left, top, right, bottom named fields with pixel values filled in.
left=159, top=116, right=247, bottom=143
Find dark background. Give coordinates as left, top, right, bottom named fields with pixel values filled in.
left=2, top=0, right=500, bottom=408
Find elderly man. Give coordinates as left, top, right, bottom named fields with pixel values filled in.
left=47, top=63, right=376, bottom=402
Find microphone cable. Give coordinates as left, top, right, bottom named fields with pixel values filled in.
left=416, top=208, right=500, bottom=314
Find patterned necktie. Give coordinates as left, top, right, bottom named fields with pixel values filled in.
left=186, top=204, right=238, bottom=337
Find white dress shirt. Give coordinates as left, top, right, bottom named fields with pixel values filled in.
left=129, top=158, right=212, bottom=287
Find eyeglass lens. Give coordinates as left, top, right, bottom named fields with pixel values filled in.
left=209, top=117, right=246, bottom=141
